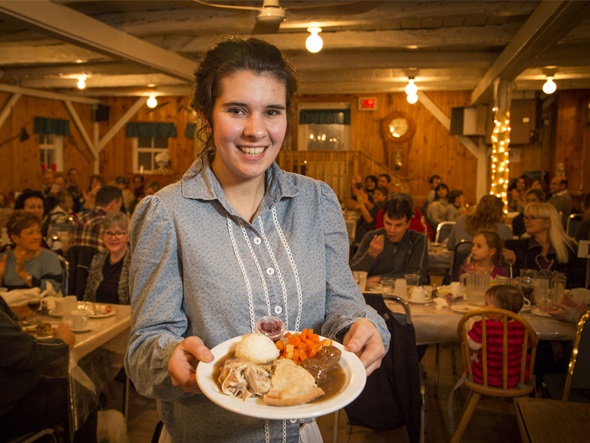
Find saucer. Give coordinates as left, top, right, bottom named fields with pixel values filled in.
left=48, top=310, right=63, bottom=318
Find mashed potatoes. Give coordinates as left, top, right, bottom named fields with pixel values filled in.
left=235, top=333, right=280, bottom=364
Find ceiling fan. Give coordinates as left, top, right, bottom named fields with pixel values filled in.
left=193, top=0, right=380, bottom=34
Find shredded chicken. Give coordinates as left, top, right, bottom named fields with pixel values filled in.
left=218, top=358, right=271, bottom=400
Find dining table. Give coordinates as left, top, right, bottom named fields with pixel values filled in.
left=37, top=303, right=131, bottom=436
left=363, top=286, right=577, bottom=345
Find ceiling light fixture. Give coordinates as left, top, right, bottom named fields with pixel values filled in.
left=306, top=27, right=323, bottom=53
left=76, top=76, right=86, bottom=90
left=147, top=95, right=158, bottom=109
left=405, top=77, right=418, bottom=104
left=407, top=94, right=418, bottom=104
left=542, top=75, right=557, bottom=94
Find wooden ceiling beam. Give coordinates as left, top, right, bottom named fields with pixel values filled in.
left=0, top=0, right=196, bottom=82
left=470, top=0, right=590, bottom=105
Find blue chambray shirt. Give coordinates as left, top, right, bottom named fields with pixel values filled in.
left=125, top=159, right=390, bottom=443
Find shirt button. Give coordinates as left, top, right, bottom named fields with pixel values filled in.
left=274, top=306, right=283, bottom=315
left=253, top=237, right=261, bottom=245
left=266, top=267, right=275, bottom=275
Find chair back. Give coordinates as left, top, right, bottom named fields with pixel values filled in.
left=435, top=221, right=455, bottom=244
left=563, top=310, right=590, bottom=400
left=566, top=213, right=583, bottom=237
left=450, top=241, right=472, bottom=282
left=457, top=307, right=538, bottom=396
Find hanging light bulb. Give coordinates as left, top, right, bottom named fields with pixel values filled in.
left=542, top=76, right=557, bottom=94
left=76, top=76, right=86, bottom=90
left=407, top=93, right=418, bottom=104
left=306, top=27, right=323, bottom=53
left=405, top=78, right=417, bottom=96
left=147, top=95, right=158, bottom=108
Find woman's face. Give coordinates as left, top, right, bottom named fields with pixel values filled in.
left=24, top=197, right=44, bottom=220
left=516, top=178, right=526, bottom=191
left=210, top=70, right=287, bottom=186
left=12, top=223, right=42, bottom=253
left=365, top=177, right=377, bottom=191
left=524, top=212, right=550, bottom=236
left=525, top=193, right=541, bottom=204
left=103, top=223, right=129, bottom=255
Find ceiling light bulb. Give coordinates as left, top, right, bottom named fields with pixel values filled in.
left=542, top=76, right=556, bottom=94
left=147, top=96, right=158, bottom=108
left=77, top=76, right=86, bottom=89
left=405, top=78, right=417, bottom=96
left=306, top=27, right=323, bottom=53
left=407, top=93, right=418, bottom=104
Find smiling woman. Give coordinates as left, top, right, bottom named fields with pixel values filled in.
left=125, top=37, right=390, bottom=443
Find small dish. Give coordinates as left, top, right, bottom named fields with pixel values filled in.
left=450, top=305, right=481, bottom=314
left=531, top=307, right=552, bottom=318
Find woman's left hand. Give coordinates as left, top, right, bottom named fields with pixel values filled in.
left=342, top=318, right=386, bottom=376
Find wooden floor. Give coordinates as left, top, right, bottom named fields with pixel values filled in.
left=114, top=343, right=523, bottom=442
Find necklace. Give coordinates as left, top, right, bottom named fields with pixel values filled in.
left=534, top=253, right=554, bottom=271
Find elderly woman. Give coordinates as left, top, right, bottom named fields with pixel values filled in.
left=14, top=189, right=45, bottom=221
left=0, top=210, right=62, bottom=292
left=505, top=203, right=585, bottom=288
left=447, top=194, right=513, bottom=250
left=83, top=212, right=130, bottom=304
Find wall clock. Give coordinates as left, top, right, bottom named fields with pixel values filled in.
left=381, top=111, right=415, bottom=144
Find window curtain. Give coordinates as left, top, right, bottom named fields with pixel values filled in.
left=33, top=117, right=70, bottom=136
left=125, top=122, right=177, bottom=138
left=299, top=109, right=351, bottom=125
left=185, top=122, right=196, bottom=139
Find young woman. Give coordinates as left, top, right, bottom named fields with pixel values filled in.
left=125, top=37, right=389, bottom=443
left=426, top=182, right=450, bottom=227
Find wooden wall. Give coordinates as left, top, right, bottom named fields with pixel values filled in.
left=1, top=88, right=589, bottom=209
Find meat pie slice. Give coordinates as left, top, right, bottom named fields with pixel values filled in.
left=263, top=359, right=324, bottom=406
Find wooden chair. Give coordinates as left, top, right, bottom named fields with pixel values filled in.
left=435, top=221, right=455, bottom=244
left=543, top=310, right=590, bottom=402
left=450, top=308, right=538, bottom=443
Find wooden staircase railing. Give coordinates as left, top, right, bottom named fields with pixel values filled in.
left=276, top=150, right=406, bottom=204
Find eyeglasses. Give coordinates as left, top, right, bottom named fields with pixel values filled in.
left=103, top=231, right=127, bottom=239
left=523, top=215, right=548, bottom=221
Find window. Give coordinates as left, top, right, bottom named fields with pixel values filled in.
left=297, top=103, right=351, bottom=151
left=39, top=134, right=64, bottom=172
left=134, top=136, right=169, bottom=173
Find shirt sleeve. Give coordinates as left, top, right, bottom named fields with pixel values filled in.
left=316, top=183, right=390, bottom=351
left=125, top=196, right=189, bottom=401
left=349, top=230, right=378, bottom=272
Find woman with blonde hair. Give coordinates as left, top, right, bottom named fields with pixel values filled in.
left=505, top=202, right=584, bottom=288
left=447, top=194, right=513, bottom=250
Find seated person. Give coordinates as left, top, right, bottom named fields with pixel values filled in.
left=446, top=189, right=467, bottom=221
left=459, top=230, right=509, bottom=280
left=575, top=192, right=590, bottom=241
left=350, top=197, right=429, bottom=285
left=426, top=183, right=450, bottom=227
left=511, top=189, right=545, bottom=238
left=505, top=203, right=585, bottom=288
left=354, top=185, right=388, bottom=243
left=0, top=211, right=62, bottom=292
left=83, top=212, right=130, bottom=305
left=44, top=190, right=76, bottom=256
left=467, top=284, right=529, bottom=388
left=0, top=296, right=96, bottom=442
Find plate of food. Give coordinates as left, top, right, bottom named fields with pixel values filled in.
left=532, top=307, right=552, bottom=318
left=23, top=321, right=56, bottom=338
left=196, top=330, right=366, bottom=420
left=88, top=304, right=115, bottom=318
left=450, top=304, right=482, bottom=314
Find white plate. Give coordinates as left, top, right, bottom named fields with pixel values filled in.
left=196, top=334, right=366, bottom=420
left=89, top=310, right=115, bottom=319
left=531, top=307, right=552, bottom=318
left=408, top=298, right=432, bottom=305
left=72, top=327, right=93, bottom=333
left=450, top=304, right=482, bottom=314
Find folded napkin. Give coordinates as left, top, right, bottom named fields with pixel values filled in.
left=1, top=288, right=41, bottom=305
left=433, top=297, right=449, bottom=310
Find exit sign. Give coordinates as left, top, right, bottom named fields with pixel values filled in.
left=358, top=97, right=377, bottom=111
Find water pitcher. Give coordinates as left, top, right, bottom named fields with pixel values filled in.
left=460, top=272, right=490, bottom=306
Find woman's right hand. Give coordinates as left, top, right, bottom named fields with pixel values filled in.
left=168, top=336, right=214, bottom=393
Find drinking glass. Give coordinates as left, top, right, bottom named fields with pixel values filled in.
left=518, top=269, right=537, bottom=304
left=381, top=275, right=396, bottom=299
left=404, top=273, right=421, bottom=299
left=532, top=274, right=551, bottom=308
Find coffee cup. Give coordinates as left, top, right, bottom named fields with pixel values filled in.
left=71, top=310, right=89, bottom=330
left=410, top=286, right=431, bottom=303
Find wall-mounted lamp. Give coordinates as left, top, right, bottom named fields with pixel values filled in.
left=147, top=95, right=158, bottom=109
left=306, top=27, right=323, bottom=53
left=405, top=77, right=418, bottom=104
left=542, top=75, right=557, bottom=94
left=76, top=76, right=87, bottom=90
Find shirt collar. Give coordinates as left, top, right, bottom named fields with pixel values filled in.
left=180, top=158, right=300, bottom=216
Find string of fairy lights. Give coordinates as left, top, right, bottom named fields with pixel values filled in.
left=489, top=107, right=511, bottom=211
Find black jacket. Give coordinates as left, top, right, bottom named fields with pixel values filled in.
left=0, top=297, right=69, bottom=415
